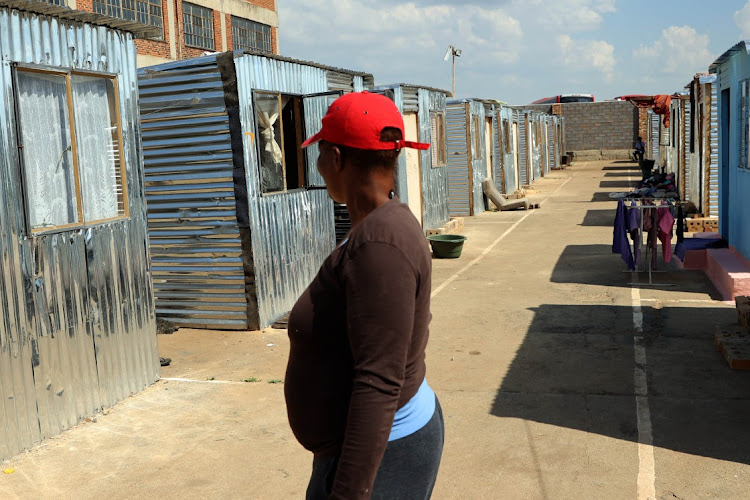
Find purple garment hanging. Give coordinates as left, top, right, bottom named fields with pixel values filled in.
left=627, top=202, right=641, bottom=267
left=613, top=199, right=635, bottom=270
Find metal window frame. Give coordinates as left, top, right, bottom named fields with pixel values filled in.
left=92, top=0, right=164, bottom=39
left=183, top=2, right=215, bottom=50
left=231, top=16, right=272, bottom=53
left=429, top=111, right=446, bottom=168
left=12, top=64, right=129, bottom=236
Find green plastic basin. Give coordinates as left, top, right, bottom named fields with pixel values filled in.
left=427, top=234, right=467, bottom=259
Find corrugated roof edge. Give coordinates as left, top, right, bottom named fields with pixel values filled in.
left=446, top=97, right=505, bottom=105
left=139, top=50, right=375, bottom=81
left=374, top=83, right=451, bottom=96
left=0, top=0, right=160, bottom=38
left=709, top=40, right=750, bottom=73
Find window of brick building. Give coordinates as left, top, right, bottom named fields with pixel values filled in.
left=183, top=3, right=214, bottom=50
left=93, top=0, right=163, bottom=38
left=40, top=0, right=67, bottom=6
left=231, top=17, right=272, bottom=53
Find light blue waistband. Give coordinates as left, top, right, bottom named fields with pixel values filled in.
left=389, top=378, right=435, bottom=442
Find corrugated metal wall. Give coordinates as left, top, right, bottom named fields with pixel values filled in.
left=708, top=82, right=719, bottom=218
left=531, top=113, right=542, bottom=181
left=446, top=102, right=471, bottom=216
left=547, top=116, right=556, bottom=170
left=139, top=57, right=247, bottom=329
left=419, top=88, right=450, bottom=230
left=472, top=100, right=489, bottom=215
left=140, top=53, right=337, bottom=329
left=0, top=9, right=158, bottom=461
left=226, top=54, right=336, bottom=328
left=516, top=110, right=528, bottom=186
left=499, top=107, right=517, bottom=191
left=649, top=111, right=661, bottom=163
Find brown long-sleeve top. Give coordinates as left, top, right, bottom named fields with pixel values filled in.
left=284, top=197, right=432, bottom=499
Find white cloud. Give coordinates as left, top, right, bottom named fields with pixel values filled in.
left=735, top=1, right=750, bottom=38
left=278, top=1, right=522, bottom=94
left=517, top=0, right=616, bottom=32
left=633, top=25, right=712, bottom=76
left=557, top=35, right=616, bottom=82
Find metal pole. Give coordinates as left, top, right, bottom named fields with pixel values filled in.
left=452, top=51, right=456, bottom=98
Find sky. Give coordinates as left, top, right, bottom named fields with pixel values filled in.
left=277, top=0, right=750, bottom=105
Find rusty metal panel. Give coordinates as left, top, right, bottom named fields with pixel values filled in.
left=0, top=6, right=157, bottom=461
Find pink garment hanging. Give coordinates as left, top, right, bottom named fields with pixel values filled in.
left=657, top=205, right=675, bottom=263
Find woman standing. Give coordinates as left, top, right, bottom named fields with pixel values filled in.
left=284, top=92, right=444, bottom=500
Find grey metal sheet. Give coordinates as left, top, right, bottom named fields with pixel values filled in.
left=419, top=88, right=449, bottom=230
left=446, top=102, right=471, bottom=216
left=0, top=8, right=157, bottom=461
left=516, top=110, right=528, bottom=186
left=708, top=83, right=719, bottom=218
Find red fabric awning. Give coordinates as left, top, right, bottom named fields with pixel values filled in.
left=623, top=94, right=673, bottom=127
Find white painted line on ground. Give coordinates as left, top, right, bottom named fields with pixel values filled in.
left=432, top=176, right=572, bottom=299
left=161, top=377, right=250, bottom=385
left=627, top=166, right=656, bottom=500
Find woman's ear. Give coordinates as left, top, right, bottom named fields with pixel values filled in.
left=331, top=145, right=344, bottom=172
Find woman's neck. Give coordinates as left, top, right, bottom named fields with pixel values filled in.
left=345, top=172, right=395, bottom=227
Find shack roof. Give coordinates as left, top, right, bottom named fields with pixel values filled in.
left=0, top=0, right=160, bottom=38
left=375, top=83, right=451, bottom=96
left=709, top=40, right=750, bottom=73
left=140, top=49, right=375, bottom=85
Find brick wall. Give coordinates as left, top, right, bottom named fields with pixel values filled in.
left=520, top=101, right=639, bottom=152
left=79, top=0, right=277, bottom=63
left=637, top=107, right=649, bottom=141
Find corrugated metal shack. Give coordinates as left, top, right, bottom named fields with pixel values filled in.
left=139, top=52, right=373, bottom=330
left=709, top=40, right=750, bottom=259
left=445, top=98, right=497, bottom=216
left=674, top=74, right=719, bottom=218
left=371, top=84, right=451, bottom=231
left=0, top=0, right=159, bottom=461
left=666, top=92, right=690, bottom=199
left=494, top=105, right=518, bottom=195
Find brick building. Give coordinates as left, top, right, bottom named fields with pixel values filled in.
left=50, top=0, right=278, bottom=67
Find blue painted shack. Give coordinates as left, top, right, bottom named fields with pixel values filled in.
left=139, top=52, right=373, bottom=330
left=709, top=40, right=750, bottom=259
left=0, top=0, right=159, bottom=461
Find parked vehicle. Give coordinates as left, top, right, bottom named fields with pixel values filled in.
left=531, top=94, right=594, bottom=104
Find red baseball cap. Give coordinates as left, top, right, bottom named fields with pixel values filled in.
left=301, top=91, right=430, bottom=151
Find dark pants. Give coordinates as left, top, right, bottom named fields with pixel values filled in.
left=306, top=397, right=444, bottom=500
left=634, top=150, right=644, bottom=162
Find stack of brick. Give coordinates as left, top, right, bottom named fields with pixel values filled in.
left=714, top=296, right=750, bottom=370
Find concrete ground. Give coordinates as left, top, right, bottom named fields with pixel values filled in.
left=2, top=160, right=750, bottom=500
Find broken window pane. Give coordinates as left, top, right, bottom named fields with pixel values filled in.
left=16, top=70, right=79, bottom=230
left=256, top=92, right=284, bottom=193
left=71, top=74, right=126, bottom=221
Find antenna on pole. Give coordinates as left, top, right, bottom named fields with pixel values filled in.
left=443, top=45, right=462, bottom=97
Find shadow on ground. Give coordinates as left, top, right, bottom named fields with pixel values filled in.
left=549, top=244, right=724, bottom=298
left=602, top=166, right=638, bottom=171
left=491, top=303, right=750, bottom=465
left=580, top=209, right=616, bottom=227
left=600, top=180, right=640, bottom=189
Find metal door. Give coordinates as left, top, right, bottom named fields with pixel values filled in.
left=446, top=102, right=472, bottom=216
left=708, top=83, right=719, bottom=218
left=516, top=110, right=528, bottom=186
